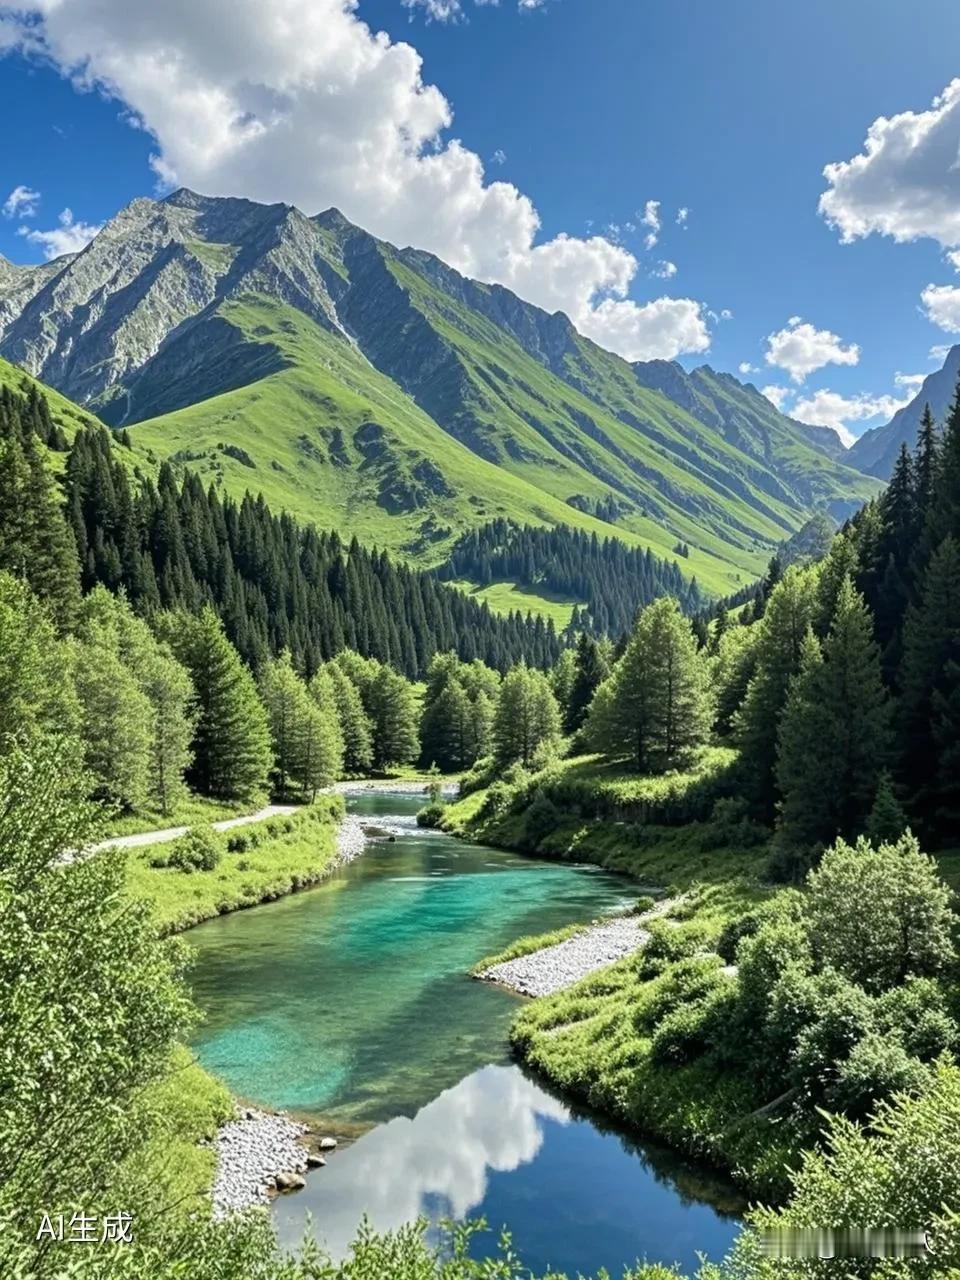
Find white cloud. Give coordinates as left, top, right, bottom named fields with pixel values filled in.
left=947, top=250, right=960, bottom=272
left=3, top=184, right=41, bottom=219
left=651, top=260, right=676, bottom=279
left=719, top=308, right=733, bottom=321
left=792, top=388, right=913, bottom=447
left=894, top=371, right=925, bottom=390
left=820, top=79, right=960, bottom=249
left=18, top=207, right=103, bottom=260
left=580, top=296, right=710, bottom=363
left=2, top=0, right=714, bottom=365
left=491, top=148, right=507, bottom=166
left=403, top=0, right=544, bottom=20
left=921, top=283, right=960, bottom=333
left=931, top=343, right=952, bottom=361
left=761, top=385, right=793, bottom=412
left=640, top=199, right=660, bottom=250
left=739, top=362, right=757, bottom=375
left=676, top=207, right=689, bottom=227
left=764, top=316, right=860, bottom=383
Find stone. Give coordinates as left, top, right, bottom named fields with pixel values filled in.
left=306, top=1153, right=327, bottom=1168
left=275, top=1171, right=306, bottom=1192
left=318, top=1136, right=338, bottom=1151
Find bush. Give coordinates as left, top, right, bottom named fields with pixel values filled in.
left=706, top=795, right=768, bottom=848
left=416, top=802, right=446, bottom=829
left=226, top=832, right=250, bottom=853
left=831, top=1032, right=931, bottom=1118
left=638, top=954, right=725, bottom=1029
left=167, top=826, right=223, bottom=874
left=875, top=978, right=958, bottom=1062
left=631, top=895, right=657, bottom=916
left=634, top=921, right=704, bottom=979
left=650, top=984, right=735, bottom=1066
left=524, top=790, right=561, bottom=848
left=716, top=910, right=763, bottom=964
left=790, top=974, right=874, bottom=1097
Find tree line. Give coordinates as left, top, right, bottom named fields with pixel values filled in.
left=61, top=421, right=563, bottom=676
left=437, top=518, right=703, bottom=638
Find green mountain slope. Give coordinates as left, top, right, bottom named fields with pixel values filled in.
left=0, top=190, right=881, bottom=597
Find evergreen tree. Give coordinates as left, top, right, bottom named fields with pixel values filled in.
left=550, top=649, right=577, bottom=725
left=0, top=403, right=80, bottom=632
left=366, top=665, right=420, bottom=768
left=260, top=650, right=312, bottom=800
left=776, top=578, right=891, bottom=856
left=69, top=630, right=153, bottom=812
left=420, top=678, right=475, bottom=772
left=565, top=633, right=609, bottom=734
left=493, top=664, right=562, bottom=767
left=736, top=566, right=819, bottom=817
left=325, top=662, right=373, bottom=774
left=303, top=669, right=345, bottom=797
left=171, top=607, right=273, bottom=801
left=0, top=573, right=79, bottom=753
left=899, top=537, right=960, bottom=834
left=587, top=597, right=710, bottom=773
left=866, top=772, right=909, bottom=845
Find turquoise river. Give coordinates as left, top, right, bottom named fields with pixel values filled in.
left=188, top=791, right=744, bottom=1276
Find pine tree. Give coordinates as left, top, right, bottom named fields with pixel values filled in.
left=565, top=633, right=609, bottom=734
left=550, top=649, right=576, bottom=725
left=866, top=772, right=910, bottom=845
left=420, top=678, right=475, bottom=771
left=366, top=666, right=420, bottom=768
left=900, top=537, right=960, bottom=834
left=736, top=566, right=819, bottom=816
left=493, top=664, right=562, bottom=767
left=325, top=662, right=373, bottom=774
left=172, top=607, right=273, bottom=802
left=776, top=578, right=891, bottom=855
left=260, top=650, right=311, bottom=800
left=587, top=597, right=710, bottom=773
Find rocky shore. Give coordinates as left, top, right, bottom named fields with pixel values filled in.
left=210, top=1108, right=338, bottom=1217
left=477, top=915, right=652, bottom=997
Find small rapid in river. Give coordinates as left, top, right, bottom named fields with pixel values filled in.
left=188, top=790, right=743, bottom=1276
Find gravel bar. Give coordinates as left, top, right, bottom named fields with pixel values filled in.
left=210, top=1109, right=309, bottom=1217
left=477, top=916, right=651, bottom=997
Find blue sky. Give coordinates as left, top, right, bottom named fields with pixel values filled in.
left=2, top=0, right=960, bottom=441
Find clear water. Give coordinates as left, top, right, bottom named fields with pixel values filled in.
left=188, top=792, right=743, bottom=1275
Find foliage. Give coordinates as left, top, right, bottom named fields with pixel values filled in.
left=162, top=825, right=223, bottom=874
left=0, top=739, right=193, bottom=1274
left=585, top=597, right=711, bottom=773
left=492, top=662, right=561, bottom=767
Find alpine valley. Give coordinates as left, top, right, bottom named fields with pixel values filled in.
left=0, top=188, right=882, bottom=603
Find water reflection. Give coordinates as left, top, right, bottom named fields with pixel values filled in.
left=273, top=1064, right=741, bottom=1276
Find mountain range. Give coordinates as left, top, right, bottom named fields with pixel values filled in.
left=846, top=344, right=960, bottom=479
left=0, top=189, right=882, bottom=597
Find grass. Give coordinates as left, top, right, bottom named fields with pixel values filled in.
left=472, top=921, right=591, bottom=974
left=125, top=1045, right=234, bottom=1216
left=447, top=579, right=583, bottom=628
left=103, top=794, right=259, bottom=839
left=445, top=751, right=803, bottom=1196
left=125, top=796, right=344, bottom=933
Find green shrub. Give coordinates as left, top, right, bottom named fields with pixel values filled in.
left=790, top=974, right=874, bottom=1096
left=635, top=922, right=704, bottom=979
left=650, top=984, right=736, bottom=1066
left=167, top=826, right=223, bottom=874
left=875, top=978, right=959, bottom=1062
left=416, top=802, right=446, bottom=829
left=631, top=895, right=657, bottom=916
left=716, top=910, right=762, bottom=963
left=226, top=832, right=250, bottom=853
left=707, top=795, right=768, bottom=848
left=524, top=790, right=561, bottom=848
left=638, top=954, right=725, bottom=1030
left=831, top=1032, right=931, bottom=1118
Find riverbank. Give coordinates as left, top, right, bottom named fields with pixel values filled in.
left=126, top=778, right=452, bottom=934
left=435, top=758, right=799, bottom=1199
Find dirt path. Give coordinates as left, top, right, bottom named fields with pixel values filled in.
left=93, top=805, right=301, bottom=853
